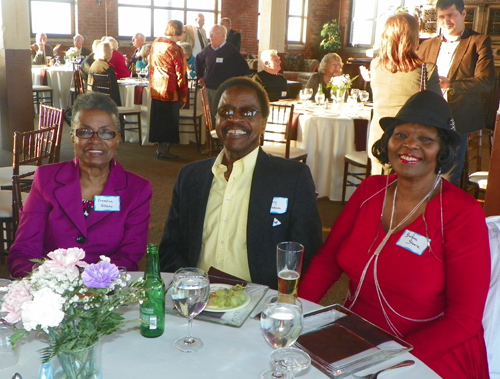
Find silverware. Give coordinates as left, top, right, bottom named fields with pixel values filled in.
left=12, top=373, right=23, bottom=379
left=352, top=360, right=415, bottom=379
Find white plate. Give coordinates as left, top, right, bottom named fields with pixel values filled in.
left=204, top=284, right=251, bottom=313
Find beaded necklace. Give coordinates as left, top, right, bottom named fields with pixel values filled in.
left=349, top=174, right=445, bottom=337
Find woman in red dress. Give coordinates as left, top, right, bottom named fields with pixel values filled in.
left=299, top=91, right=491, bottom=378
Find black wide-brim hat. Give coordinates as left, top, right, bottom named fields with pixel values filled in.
left=379, top=90, right=461, bottom=147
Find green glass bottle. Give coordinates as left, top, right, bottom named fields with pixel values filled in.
left=315, top=83, right=325, bottom=105
left=140, top=243, right=165, bottom=338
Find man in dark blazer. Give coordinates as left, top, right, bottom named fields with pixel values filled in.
left=221, top=17, right=241, bottom=51
left=418, top=0, right=495, bottom=184
left=159, top=77, right=322, bottom=290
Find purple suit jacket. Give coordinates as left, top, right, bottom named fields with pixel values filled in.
left=7, top=159, right=152, bottom=278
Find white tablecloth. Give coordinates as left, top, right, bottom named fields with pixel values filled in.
left=31, top=65, right=73, bottom=109
left=5, top=272, right=441, bottom=379
left=295, top=104, right=371, bottom=201
left=118, top=81, right=205, bottom=146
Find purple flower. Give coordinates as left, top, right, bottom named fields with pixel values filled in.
left=82, top=261, right=119, bottom=288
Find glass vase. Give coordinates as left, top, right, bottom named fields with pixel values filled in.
left=40, top=341, right=102, bottom=379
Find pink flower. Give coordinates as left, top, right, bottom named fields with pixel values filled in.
left=1, top=280, right=33, bottom=324
left=45, top=248, right=87, bottom=280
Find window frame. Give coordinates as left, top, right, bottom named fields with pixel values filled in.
left=286, top=0, right=308, bottom=45
left=29, top=0, right=75, bottom=38
left=117, top=0, right=221, bottom=39
left=349, top=0, right=409, bottom=48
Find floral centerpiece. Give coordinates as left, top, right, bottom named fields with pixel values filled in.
left=65, top=47, right=81, bottom=60
left=1, top=248, right=145, bottom=379
left=326, top=74, right=359, bottom=101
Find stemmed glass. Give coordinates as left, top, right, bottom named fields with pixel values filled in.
left=260, top=294, right=310, bottom=379
left=138, top=67, right=148, bottom=80
left=350, top=88, right=360, bottom=99
left=171, top=268, right=210, bottom=353
left=359, top=90, right=370, bottom=105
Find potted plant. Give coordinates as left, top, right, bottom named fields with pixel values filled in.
left=320, top=20, right=342, bottom=52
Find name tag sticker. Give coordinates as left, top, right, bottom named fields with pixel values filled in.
left=94, top=196, right=120, bottom=212
left=270, top=197, right=288, bottom=214
left=216, top=57, right=224, bottom=63
left=281, top=91, right=287, bottom=97
left=396, top=229, right=430, bottom=256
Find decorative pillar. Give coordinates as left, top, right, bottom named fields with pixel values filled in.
left=0, top=0, right=33, bottom=151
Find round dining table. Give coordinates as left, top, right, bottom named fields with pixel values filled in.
left=3, top=272, right=441, bottom=379
left=31, top=65, right=74, bottom=110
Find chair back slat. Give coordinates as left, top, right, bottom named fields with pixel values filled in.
left=200, top=87, right=213, bottom=132
left=90, top=73, right=112, bottom=96
left=262, top=103, right=295, bottom=159
left=13, top=126, right=58, bottom=175
left=39, top=103, right=64, bottom=163
left=353, top=118, right=369, bottom=152
left=12, top=171, right=35, bottom=233
left=74, top=68, right=86, bottom=96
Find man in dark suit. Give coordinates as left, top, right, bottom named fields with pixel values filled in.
left=73, top=34, right=91, bottom=56
left=221, top=17, right=241, bottom=51
left=418, top=0, right=495, bottom=185
left=159, top=77, right=322, bottom=290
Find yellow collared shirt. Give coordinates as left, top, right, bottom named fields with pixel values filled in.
left=198, top=147, right=259, bottom=281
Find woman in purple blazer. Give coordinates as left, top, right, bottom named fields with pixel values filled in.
left=7, top=92, right=152, bottom=278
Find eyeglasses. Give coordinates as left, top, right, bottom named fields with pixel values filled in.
left=74, top=129, right=117, bottom=140
left=217, top=107, right=259, bottom=119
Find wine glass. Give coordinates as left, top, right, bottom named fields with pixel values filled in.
left=138, top=67, right=148, bottom=80
left=299, top=89, right=308, bottom=104
left=304, top=88, right=313, bottom=101
left=171, top=268, right=210, bottom=353
left=350, top=88, right=360, bottom=99
left=359, top=90, right=370, bottom=105
left=269, top=347, right=311, bottom=379
left=260, top=294, right=308, bottom=379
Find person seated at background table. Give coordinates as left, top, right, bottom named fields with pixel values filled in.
left=158, top=77, right=322, bottom=290
left=306, top=53, right=343, bottom=99
left=81, top=39, right=102, bottom=84
left=102, top=36, right=130, bottom=79
left=128, top=32, right=146, bottom=74
left=135, top=44, right=151, bottom=74
left=252, top=49, right=288, bottom=102
left=31, top=32, right=60, bottom=65
left=73, top=34, right=91, bottom=57
left=179, top=42, right=196, bottom=79
left=298, top=91, right=491, bottom=379
left=87, top=42, right=122, bottom=106
left=7, top=92, right=152, bottom=278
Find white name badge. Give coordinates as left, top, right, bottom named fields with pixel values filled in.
left=281, top=91, right=287, bottom=97
left=396, top=229, right=430, bottom=256
left=94, top=196, right=120, bottom=212
left=216, top=57, right=224, bottom=63
left=270, top=197, right=288, bottom=214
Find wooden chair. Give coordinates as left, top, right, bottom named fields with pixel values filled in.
left=341, top=118, right=371, bottom=204
left=70, top=67, right=86, bottom=104
left=261, top=103, right=307, bottom=162
left=90, top=73, right=143, bottom=145
left=463, top=129, right=494, bottom=200
left=0, top=126, right=58, bottom=190
left=179, top=78, right=203, bottom=151
left=32, top=85, right=53, bottom=114
left=39, top=103, right=64, bottom=163
left=12, top=171, right=35, bottom=235
left=200, top=87, right=221, bottom=157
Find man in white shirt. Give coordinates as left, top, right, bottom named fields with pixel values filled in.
left=419, top=0, right=495, bottom=185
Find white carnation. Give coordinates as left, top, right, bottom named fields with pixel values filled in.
left=21, top=287, right=65, bottom=332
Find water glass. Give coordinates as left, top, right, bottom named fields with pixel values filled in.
left=277, top=242, right=304, bottom=297
left=359, top=90, right=370, bottom=105
left=0, top=320, right=19, bottom=370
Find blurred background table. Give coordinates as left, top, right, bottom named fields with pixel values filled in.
left=294, top=102, right=372, bottom=201
left=118, top=79, right=205, bottom=146
left=6, top=272, right=440, bottom=379
left=31, top=65, right=73, bottom=109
